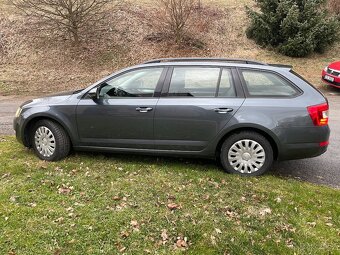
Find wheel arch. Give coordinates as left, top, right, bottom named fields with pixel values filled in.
left=23, top=114, right=74, bottom=148
left=215, top=125, right=280, bottom=161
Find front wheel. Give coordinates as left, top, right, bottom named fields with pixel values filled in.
left=31, top=119, right=71, bottom=161
left=220, top=131, right=273, bottom=176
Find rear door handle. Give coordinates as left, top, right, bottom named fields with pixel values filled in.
left=136, top=107, right=153, bottom=113
left=214, top=108, right=233, bottom=114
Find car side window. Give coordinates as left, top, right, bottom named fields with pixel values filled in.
left=168, top=67, right=220, bottom=97
left=99, top=68, right=163, bottom=98
left=240, top=70, right=298, bottom=97
left=218, top=69, right=236, bottom=97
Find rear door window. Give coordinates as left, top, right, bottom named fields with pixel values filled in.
left=167, top=67, right=236, bottom=97
left=218, top=69, right=236, bottom=97
left=240, top=70, right=299, bottom=97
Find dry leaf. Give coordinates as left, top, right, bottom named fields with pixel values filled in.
left=68, top=239, right=76, bottom=244
left=210, top=235, right=216, bottom=245
left=54, top=217, right=64, bottom=223
left=130, top=220, right=138, bottom=227
left=167, top=203, right=180, bottom=210
left=58, top=185, right=73, bottom=194
left=119, top=246, right=126, bottom=253
left=307, top=222, right=317, bottom=227
left=275, top=197, right=282, bottom=203
left=161, top=229, right=168, bottom=243
left=259, top=207, right=272, bottom=216
left=120, top=231, right=129, bottom=238
left=286, top=238, right=294, bottom=248
left=175, top=237, right=188, bottom=248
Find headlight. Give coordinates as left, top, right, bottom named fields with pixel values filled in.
left=15, top=107, right=22, bottom=117
left=324, top=66, right=328, bottom=72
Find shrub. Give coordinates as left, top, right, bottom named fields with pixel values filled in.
left=246, top=0, right=340, bottom=57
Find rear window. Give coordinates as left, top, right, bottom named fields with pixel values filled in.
left=240, top=70, right=299, bottom=97
left=289, top=70, right=324, bottom=97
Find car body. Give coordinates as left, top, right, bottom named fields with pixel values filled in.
left=14, top=58, right=330, bottom=176
left=322, top=61, right=340, bottom=88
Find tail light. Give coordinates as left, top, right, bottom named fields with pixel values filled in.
left=307, top=103, right=329, bottom=126
left=319, top=141, right=329, bottom=147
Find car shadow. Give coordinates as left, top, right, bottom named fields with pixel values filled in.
left=73, top=151, right=220, bottom=173
left=71, top=151, right=337, bottom=188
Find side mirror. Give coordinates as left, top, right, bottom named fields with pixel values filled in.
left=88, top=88, right=98, bottom=99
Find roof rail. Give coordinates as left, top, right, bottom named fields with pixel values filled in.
left=268, top=64, right=293, bottom=69
left=143, top=58, right=267, bottom=65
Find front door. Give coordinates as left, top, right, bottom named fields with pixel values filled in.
left=76, top=67, right=165, bottom=149
left=154, top=67, right=245, bottom=151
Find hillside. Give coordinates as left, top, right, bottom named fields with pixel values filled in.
left=0, top=0, right=339, bottom=95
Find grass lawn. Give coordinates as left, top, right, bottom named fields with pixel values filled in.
left=0, top=136, right=340, bottom=254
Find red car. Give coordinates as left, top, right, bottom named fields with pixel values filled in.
left=322, top=61, right=340, bottom=88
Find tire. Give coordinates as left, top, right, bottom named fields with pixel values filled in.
left=31, top=119, right=71, bottom=161
left=220, top=131, right=273, bottom=176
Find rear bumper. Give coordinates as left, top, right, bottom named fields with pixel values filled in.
left=278, top=142, right=328, bottom=160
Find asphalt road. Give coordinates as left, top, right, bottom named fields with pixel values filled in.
left=1, top=91, right=339, bottom=188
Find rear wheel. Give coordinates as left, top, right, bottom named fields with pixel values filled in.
left=31, top=119, right=71, bottom=161
left=220, top=131, right=273, bottom=176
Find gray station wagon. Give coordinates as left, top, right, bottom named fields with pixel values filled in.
left=13, top=58, right=330, bottom=176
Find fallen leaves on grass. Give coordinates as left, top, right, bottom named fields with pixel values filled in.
left=175, top=236, right=188, bottom=250
left=286, top=238, right=294, bottom=248
left=130, top=220, right=140, bottom=232
left=161, top=229, right=168, bottom=244
left=120, top=230, right=130, bottom=239
left=1, top=173, right=10, bottom=179
left=275, top=197, right=282, bottom=203
left=167, top=203, right=181, bottom=210
left=307, top=222, right=317, bottom=228
left=259, top=207, right=272, bottom=216
left=215, top=228, right=222, bottom=234
left=58, top=184, right=73, bottom=194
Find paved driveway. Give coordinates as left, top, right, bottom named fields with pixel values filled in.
left=0, top=92, right=339, bottom=188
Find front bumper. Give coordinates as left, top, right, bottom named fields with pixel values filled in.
left=13, top=116, right=25, bottom=145
left=321, top=70, right=340, bottom=88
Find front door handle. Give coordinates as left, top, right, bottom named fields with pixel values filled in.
left=136, top=107, right=153, bottom=113
left=214, top=108, right=233, bottom=114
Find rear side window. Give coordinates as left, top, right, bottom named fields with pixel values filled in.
left=240, top=70, right=299, bottom=97
left=218, top=69, right=236, bottom=97
left=168, top=67, right=236, bottom=97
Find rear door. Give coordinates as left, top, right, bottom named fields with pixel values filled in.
left=154, top=66, right=245, bottom=151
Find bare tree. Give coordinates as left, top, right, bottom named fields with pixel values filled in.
left=10, top=0, right=116, bottom=46
left=158, top=0, right=197, bottom=43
